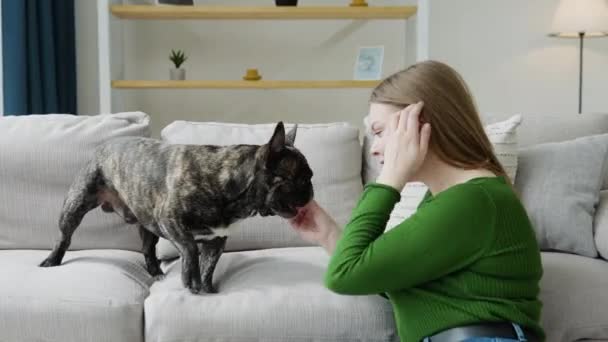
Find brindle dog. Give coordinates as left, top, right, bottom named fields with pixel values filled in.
left=39, top=122, right=314, bottom=294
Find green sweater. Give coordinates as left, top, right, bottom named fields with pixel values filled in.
left=325, top=177, right=544, bottom=342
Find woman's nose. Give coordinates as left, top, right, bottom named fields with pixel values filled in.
left=370, top=139, right=383, bottom=157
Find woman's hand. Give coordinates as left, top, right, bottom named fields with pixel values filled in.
left=376, top=102, right=432, bottom=191
left=288, top=200, right=341, bottom=254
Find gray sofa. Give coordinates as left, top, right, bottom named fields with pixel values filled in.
left=483, top=112, right=608, bottom=342
left=0, top=111, right=607, bottom=342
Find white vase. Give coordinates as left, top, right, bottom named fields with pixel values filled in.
left=170, top=68, right=186, bottom=80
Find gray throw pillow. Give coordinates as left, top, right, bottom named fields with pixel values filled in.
left=514, top=134, right=608, bottom=257
left=594, top=190, right=608, bottom=260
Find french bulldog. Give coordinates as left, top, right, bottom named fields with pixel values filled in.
left=39, top=122, right=314, bottom=294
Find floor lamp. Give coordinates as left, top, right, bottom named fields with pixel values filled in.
left=549, top=0, right=608, bottom=114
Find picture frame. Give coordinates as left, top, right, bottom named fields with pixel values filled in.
left=354, top=46, right=384, bottom=81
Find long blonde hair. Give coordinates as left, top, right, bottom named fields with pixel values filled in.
left=370, top=60, right=509, bottom=180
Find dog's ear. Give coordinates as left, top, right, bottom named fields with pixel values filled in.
left=265, top=122, right=285, bottom=165
left=269, top=121, right=286, bottom=153
left=286, top=124, right=297, bottom=146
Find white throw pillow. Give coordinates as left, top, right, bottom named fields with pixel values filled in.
left=362, top=115, right=523, bottom=229
left=157, top=121, right=363, bottom=258
left=0, top=112, right=151, bottom=251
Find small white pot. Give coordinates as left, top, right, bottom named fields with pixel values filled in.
left=170, top=68, right=186, bottom=80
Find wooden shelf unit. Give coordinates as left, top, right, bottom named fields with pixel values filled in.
left=111, top=80, right=381, bottom=89
left=97, top=0, right=426, bottom=110
left=109, top=5, right=417, bottom=20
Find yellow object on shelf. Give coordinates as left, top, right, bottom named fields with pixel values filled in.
left=349, top=0, right=369, bottom=7
left=111, top=80, right=380, bottom=89
left=243, top=69, right=262, bottom=81
left=109, top=5, right=416, bottom=20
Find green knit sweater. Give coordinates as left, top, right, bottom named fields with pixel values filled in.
left=325, top=177, right=544, bottom=342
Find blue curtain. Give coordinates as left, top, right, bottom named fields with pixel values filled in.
left=2, top=0, right=77, bottom=115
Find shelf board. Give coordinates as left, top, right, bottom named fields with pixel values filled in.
left=110, top=5, right=417, bottom=20
left=112, top=80, right=381, bottom=89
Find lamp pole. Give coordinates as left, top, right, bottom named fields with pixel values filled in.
left=578, top=32, right=584, bottom=114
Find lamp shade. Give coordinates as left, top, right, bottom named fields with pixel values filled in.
left=550, top=0, right=608, bottom=37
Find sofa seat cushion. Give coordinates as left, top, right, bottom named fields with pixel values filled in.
left=146, top=247, right=397, bottom=342
left=540, top=252, right=608, bottom=341
left=0, top=249, right=152, bottom=342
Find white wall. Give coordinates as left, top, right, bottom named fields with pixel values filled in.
left=428, top=0, right=608, bottom=116
left=76, top=0, right=608, bottom=136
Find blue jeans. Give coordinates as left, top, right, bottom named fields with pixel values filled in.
left=422, top=323, right=528, bottom=342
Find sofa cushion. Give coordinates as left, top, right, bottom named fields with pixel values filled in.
left=595, top=191, right=608, bottom=260
left=0, top=112, right=150, bottom=250
left=157, top=122, right=362, bottom=257
left=514, top=134, right=608, bottom=257
left=0, top=249, right=152, bottom=342
left=482, top=112, right=608, bottom=148
left=146, top=247, right=397, bottom=342
left=540, top=252, right=608, bottom=341
left=485, top=112, right=608, bottom=193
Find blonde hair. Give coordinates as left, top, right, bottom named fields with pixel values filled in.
left=370, top=60, right=509, bottom=181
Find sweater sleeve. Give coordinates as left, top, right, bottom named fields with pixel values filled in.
left=324, top=182, right=496, bottom=295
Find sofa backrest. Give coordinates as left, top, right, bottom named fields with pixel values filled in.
left=483, top=112, right=608, bottom=146
left=483, top=113, right=608, bottom=260
left=156, top=121, right=363, bottom=258
left=482, top=112, right=608, bottom=190
left=0, top=112, right=150, bottom=251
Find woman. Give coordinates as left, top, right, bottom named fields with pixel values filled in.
left=289, top=61, right=544, bottom=342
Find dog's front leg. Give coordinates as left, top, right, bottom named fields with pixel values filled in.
left=138, top=225, right=163, bottom=279
left=199, top=236, right=227, bottom=293
left=159, top=219, right=202, bottom=294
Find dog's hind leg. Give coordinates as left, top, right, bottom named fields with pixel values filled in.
left=139, top=225, right=163, bottom=279
left=39, top=162, right=101, bottom=267
left=199, top=236, right=227, bottom=294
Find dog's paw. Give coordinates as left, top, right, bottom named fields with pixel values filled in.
left=39, top=257, right=60, bottom=267
left=187, top=284, right=202, bottom=295
left=147, top=266, right=164, bottom=278
left=202, top=285, right=218, bottom=294
left=186, top=277, right=203, bottom=294
left=152, top=273, right=166, bottom=282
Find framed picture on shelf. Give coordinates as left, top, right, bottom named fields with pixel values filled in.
left=354, top=46, right=384, bottom=81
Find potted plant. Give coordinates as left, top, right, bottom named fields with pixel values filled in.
left=275, top=0, right=298, bottom=6
left=169, top=49, right=188, bottom=80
